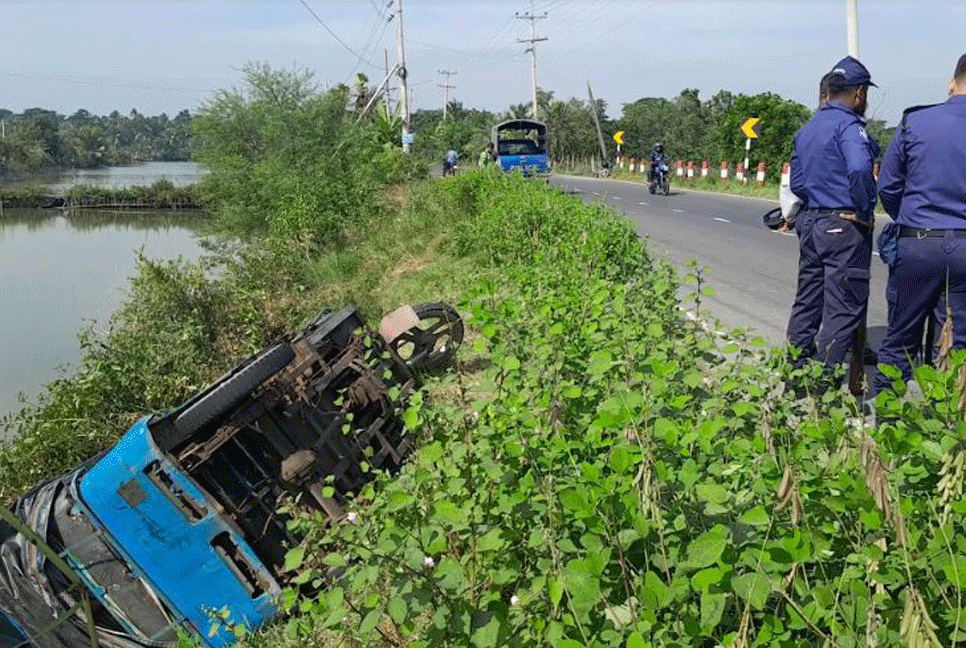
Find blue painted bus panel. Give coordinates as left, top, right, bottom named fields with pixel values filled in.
left=499, top=153, right=549, bottom=176
left=78, top=418, right=280, bottom=648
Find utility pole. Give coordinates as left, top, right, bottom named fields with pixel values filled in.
left=384, top=49, right=394, bottom=118
left=516, top=1, right=547, bottom=120
left=437, top=69, right=457, bottom=119
left=846, top=0, right=859, bottom=57
left=395, top=0, right=411, bottom=152
left=587, top=82, right=609, bottom=173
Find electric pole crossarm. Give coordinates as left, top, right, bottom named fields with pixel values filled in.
left=516, top=5, right=548, bottom=120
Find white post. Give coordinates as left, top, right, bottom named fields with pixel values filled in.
left=846, top=0, right=859, bottom=58
left=396, top=0, right=410, bottom=152
left=743, top=138, right=751, bottom=184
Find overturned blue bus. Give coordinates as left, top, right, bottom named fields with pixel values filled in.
left=0, top=303, right=463, bottom=648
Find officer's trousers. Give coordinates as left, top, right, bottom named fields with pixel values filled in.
left=872, top=235, right=966, bottom=394
left=787, top=212, right=822, bottom=365
left=787, top=213, right=872, bottom=373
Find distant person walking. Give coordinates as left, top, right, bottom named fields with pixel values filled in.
left=479, top=142, right=495, bottom=168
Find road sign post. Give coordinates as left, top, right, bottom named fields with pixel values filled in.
left=739, top=117, right=761, bottom=185
left=613, top=131, right=624, bottom=165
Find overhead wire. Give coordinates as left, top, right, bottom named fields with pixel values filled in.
left=297, top=0, right=382, bottom=71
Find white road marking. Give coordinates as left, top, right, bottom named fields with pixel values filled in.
left=612, top=196, right=622, bottom=200
left=714, top=217, right=731, bottom=223
left=781, top=232, right=796, bottom=237
left=672, top=208, right=684, bottom=213
left=638, top=201, right=648, bottom=205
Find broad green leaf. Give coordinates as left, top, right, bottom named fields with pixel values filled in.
left=695, top=483, right=729, bottom=505
left=610, top=446, right=632, bottom=473
left=559, top=641, right=586, bottom=648
left=559, top=488, right=592, bottom=516
left=700, top=593, right=727, bottom=631
left=685, top=525, right=729, bottom=569
left=627, top=630, right=647, bottom=648
left=283, top=546, right=305, bottom=572
left=388, top=490, right=415, bottom=511
left=548, top=578, right=563, bottom=608
left=321, top=552, right=346, bottom=567
left=738, top=506, right=770, bottom=527
left=403, top=406, right=419, bottom=430
left=731, top=572, right=771, bottom=610
left=435, top=500, right=467, bottom=527
left=691, top=567, right=727, bottom=594
left=359, top=609, right=381, bottom=635
left=477, top=529, right=505, bottom=552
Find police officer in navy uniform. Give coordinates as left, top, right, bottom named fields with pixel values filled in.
left=872, top=54, right=966, bottom=396
left=786, top=56, right=878, bottom=383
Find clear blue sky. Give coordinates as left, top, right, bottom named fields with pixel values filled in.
left=0, top=0, right=963, bottom=125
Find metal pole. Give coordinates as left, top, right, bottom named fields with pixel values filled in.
left=846, top=0, right=859, bottom=57
left=529, top=16, right=538, bottom=118
left=516, top=3, right=547, bottom=121
left=396, top=0, right=410, bottom=152
left=384, top=49, right=393, bottom=118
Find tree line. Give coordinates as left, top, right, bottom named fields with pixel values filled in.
left=0, top=107, right=192, bottom=175
left=407, top=87, right=894, bottom=181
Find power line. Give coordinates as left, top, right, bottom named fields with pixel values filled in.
left=298, top=0, right=381, bottom=70
left=0, top=71, right=210, bottom=96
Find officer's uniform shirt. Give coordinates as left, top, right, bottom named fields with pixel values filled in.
left=878, top=95, right=966, bottom=229
left=790, top=100, right=878, bottom=222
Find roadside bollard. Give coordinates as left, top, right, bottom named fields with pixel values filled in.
left=736, top=163, right=745, bottom=183
left=687, top=160, right=695, bottom=180
left=756, top=162, right=766, bottom=187
left=676, top=160, right=684, bottom=178
left=781, top=162, right=791, bottom=187
left=629, top=157, right=636, bottom=173
left=873, top=161, right=880, bottom=181
left=701, top=160, right=709, bottom=178
left=720, top=160, right=729, bottom=180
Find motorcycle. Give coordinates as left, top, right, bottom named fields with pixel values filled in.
left=649, top=162, right=670, bottom=196
left=442, top=160, right=459, bottom=177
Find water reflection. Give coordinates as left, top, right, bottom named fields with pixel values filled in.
left=0, top=210, right=205, bottom=421
left=2, top=161, right=205, bottom=192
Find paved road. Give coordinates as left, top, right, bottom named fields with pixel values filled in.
left=551, top=174, right=890, bottom=349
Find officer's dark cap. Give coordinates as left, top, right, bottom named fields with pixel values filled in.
left=828, top=56, right=877, bottom=91
left=955, top=53, right=966, bottom=80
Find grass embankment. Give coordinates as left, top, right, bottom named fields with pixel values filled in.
left=254, top=174, right=966, bottom=648
left=0, top=179, right=201, bottom=211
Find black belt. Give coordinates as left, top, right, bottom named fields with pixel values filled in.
left=898, top=226, right=966, bottom=238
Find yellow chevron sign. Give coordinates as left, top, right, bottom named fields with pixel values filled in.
left=613, top=130, right=625, bottom=145
left=740, top=117, right=761, bottom=139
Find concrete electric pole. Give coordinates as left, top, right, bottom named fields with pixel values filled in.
left=395, top=0, right=411, bottom=152
left=437, top=69, right=457, bottom=119
left=516, top=1, right=547, bottom=120
left=846, top=0, right=859, bottom=57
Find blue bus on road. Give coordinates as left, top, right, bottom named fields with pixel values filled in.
left=492, top=119, right=549, bottom=178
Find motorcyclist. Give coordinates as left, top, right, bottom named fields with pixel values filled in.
left=443, top=149, right=459, bottom=176
left=648, top=143, right=668, bottom=183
